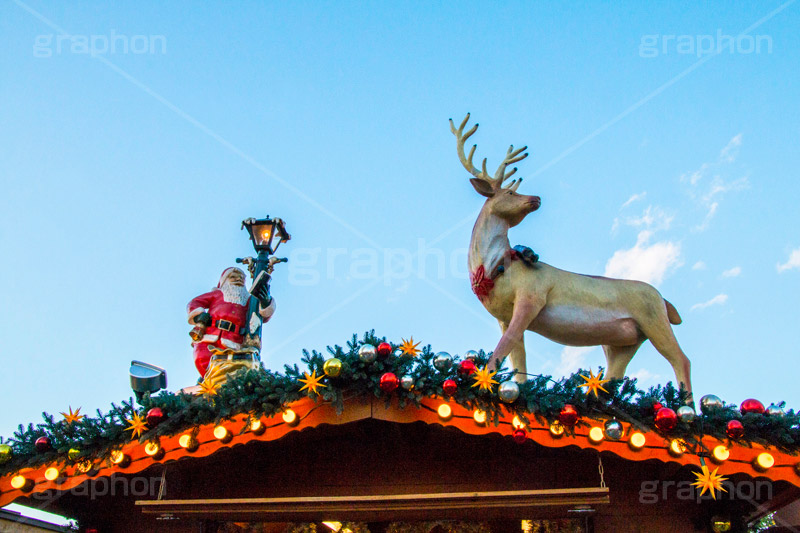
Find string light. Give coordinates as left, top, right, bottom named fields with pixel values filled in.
left=10, top=475, right=33, bottom=491
left=549, top=422, right=565, bottom=437
left=669, top=439, right=687, bottom=456
left=588, top=427, right=604, bottom=443
left=437, top=404, right=453, bottom=420
left=754, top=452, right=774, bottom=471
left=282, top=409, right=298, bottom=426
left=249, top=418, right=266, bottom=435
left=144, top=442, right=164, bottom=459
left=213, top=425, right=232, bottom=443
left=472, top=409, right=487, bottom=425
left=179, top=434, right=198, bottom=452
left=44, top=467, right=62, bottom=482
left=712, top=445, right=730, bottom=463
left=629, top=432, right=646, bottom=449
left=110, top=451, right=131, bottom=468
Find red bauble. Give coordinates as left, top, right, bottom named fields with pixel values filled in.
left=654, top=407, right=678, bottom=432
left=558, top=404, right=579, bottom=427
left=513, top=429, right=527, bottom=444
left=35, top=436, right=52, bottom=453
left=727, top=419, right=745, bottom=439
left=442, top=379, right=457, bottom=396
left=376, top=342, right=393, bottom=357
left=146, top=407, right=164, bottom=427
left=740, top=399, right=765, bottom=415
left=379, top=372, right=398, bottom=392
left=652, top=402, right=663, bottom=413
left=458, top=360, right=476, bottom=376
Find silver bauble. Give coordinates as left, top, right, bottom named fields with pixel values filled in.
left=358, top=344, right=377, bottom=363
left=498, top=381, right=521, bottom=403
left=604, top=419, right=624, bottom=440
left=766, top=403, right=785, bottom=417
left=433, top=352, right=453, bottom=372
left=700, top=394, right=723, bottom=414
left=400, top=375, right=415, bottom=390
left=464, top=350, right=479, bottom=361
left=677, top=405, right=696, bottom=423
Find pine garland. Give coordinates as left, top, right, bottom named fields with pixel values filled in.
left=1, top=331, right=798, bottom=476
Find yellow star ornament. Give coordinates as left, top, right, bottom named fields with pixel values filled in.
left=579, top=369, right=610, bottom=398
left=298, top=370, right=327, bottom=395
left=61, top=406, right=85, bottom=425
left=471, top=366, right=499, bottom=392
left=124, top=412, right=148, bottom=439
left=691, top=465, right=728, bottom=499
left=399, top=337, right=421, bottom=357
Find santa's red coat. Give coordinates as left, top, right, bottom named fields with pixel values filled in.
left=187, top=289, right=276, bottom=376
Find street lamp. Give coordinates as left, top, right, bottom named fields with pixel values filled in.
left=241, top=216, right=290, bottom=256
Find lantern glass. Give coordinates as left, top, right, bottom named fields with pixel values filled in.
left=244, top=217, right=289, bottom=255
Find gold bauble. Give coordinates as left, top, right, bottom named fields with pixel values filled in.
left=0, top=444, right=12, bottom=464
left=68, top=448, right=81, bottom=461
left=323, top=358, right=342, bottom=377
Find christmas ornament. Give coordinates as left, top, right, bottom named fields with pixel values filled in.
left=358, top=344, right=377, bottom=363
left=652, top=402, right=663, bottom=413
left=198, top=377, right=219, bottom=397
left=711, top=517, right=732, bottom=533
left=379, top=372, right=399, bottom=393
left=700, top=394, right=723, bottom=414
left=471, top=366, right=499, bottom=392
left=677, top=405, right=696, bottom=423
left=603, top=419, right=623, bottom=440
left=400, top=375, right=415, bottom=390
left=124, top=412, right=149, bottom=439
left=299, top=370, right=327, bottom=395
left=68, top=448, right=81, bottom=461
left=766, top=403, right=785, bottom=416
left=146, top=407, right=164, bottom=427
left=0, top=444, right=12, bottom=464
left=61, top=406, right=85, bottom=425
left=323, top=358, right=342, bottom=377
left=740, top=398, right=765, bottom=415
left=35, top=436, right=52, bottom=453
left=692, top=465, right=728, bottom=500
left=558, top=404, right=579, bottom=427
left=498, top=381, right=520, bottom=403
left=377, top=342, right=393, bottom=357
left=726, top=419, right=744, bottom=439
left=433, top=352, right=453, bottom=372
left=513, top=428, right=527, bottom=444
left=579, top=369, right=610, bottom=398
left=654, top=407, right=678, bottom=432
left=458, top=359, right=477, bottom=376
left=442, top=379, right=457, bottom=396
left=399, top=337, right=421, bottom=357
left=463, top=350, right=479, bottom=361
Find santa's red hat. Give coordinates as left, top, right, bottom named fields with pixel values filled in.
left=217, top=267, right=245, bottom=288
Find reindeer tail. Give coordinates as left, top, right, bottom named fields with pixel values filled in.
left=664, top=300, right=682, bottom=325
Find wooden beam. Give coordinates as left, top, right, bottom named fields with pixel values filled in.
left=137, top=488, right=610, bottom=520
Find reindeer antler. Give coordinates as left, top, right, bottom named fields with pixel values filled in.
left=449, top=114, right=529, bottom=193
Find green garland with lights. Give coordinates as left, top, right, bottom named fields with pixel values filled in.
left=1, top=331, right=798, bottom=475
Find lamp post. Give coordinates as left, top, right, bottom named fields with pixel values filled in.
left=238, top=216, right=290, bottom=352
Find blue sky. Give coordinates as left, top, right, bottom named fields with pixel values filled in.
left=1, top=3, right=799, bottom=518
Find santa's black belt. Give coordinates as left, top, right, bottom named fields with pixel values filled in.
left=210, top=353, right=256, bottom=362
left=214, top=319, right=242, bottom=333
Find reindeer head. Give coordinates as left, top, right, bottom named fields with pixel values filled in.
left=450, top=114, right=541, bottom=227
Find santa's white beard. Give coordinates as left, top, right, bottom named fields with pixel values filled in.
left=220, top=282, right=250, bottom=305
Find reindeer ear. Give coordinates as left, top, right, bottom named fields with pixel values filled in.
left=470, top=178, right=495, bottom=198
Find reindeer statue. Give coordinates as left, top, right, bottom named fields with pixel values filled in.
left=450, top=114, right=692, bottom=397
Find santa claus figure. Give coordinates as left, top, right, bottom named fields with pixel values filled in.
left=187, top=267, right=276, bottom=377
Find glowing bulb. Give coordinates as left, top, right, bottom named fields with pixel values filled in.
left=437, top=404, right=453, bottom=420
left=754, top=452, right=774, bottom=471
left=75, top=461, right=93, bottom=474
left=629, top=432, right=646, bottom=449
left=473, top=409, right=487, bottom=425
left=588, top=427, right=604, bottom=443
left=282, top=409, right=298, bottom=425
left=512, top=416, right=526, bottom=430
left=213, top=425, right=232, bottom=443
left=179, top=434, right=198, bottom=451
left=712, top=445, right=730, bottom=463
left=10, top=475, right=31, bottom=491
left=44, top=467, right=61, bottom=481
left=250, top=418, right=265, bottom=435
left=110, top=451, right=130, bottom=467
left=144, top=442, right=163, bottom=458
left=549, top=422, right=565, bottom=437
left=669, top=439, right=687, bottom=456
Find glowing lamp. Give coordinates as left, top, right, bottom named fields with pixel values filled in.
left=110, top=451, right=131, bottom=468
left=249, top=418, right=266, bottom=435
left=144, top=442, right=164, bottom=459
left=754, top=452, right=774, bottom=471
left=669, top=439, right=687, bottom=456
left=282, top=409, right=298, bottom=426
left=242, top=216, right=291, bottom=255
left=179, top=434, right=198, bottom=452
left=712, top=445, right=730, bottom=463
left=437, top=404, right=453, bottom=420
left=588, top=427, right=604, bottom=443
left=512, top=416, right=526, bottom=430
left=11, top=475, right=33, bottom=491
left=629, top=432, right=646, bottom=450
left=213, top=425, right=232, bottom=443
left=44, top=467, right=62, bottom=482
left=472, top=409, right=487, bottom=425
left=549, top=422, right=565, bottom=437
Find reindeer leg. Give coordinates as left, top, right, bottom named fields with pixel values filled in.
left=498, top=320, right=528, bottom=383
left=602, top=341, right=643, bottom=380
left=487, top=296, right=543, bottom=373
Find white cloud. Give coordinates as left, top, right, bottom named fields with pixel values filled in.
left=621, top=192, right=647, bottom=209
left=721, top=266, right=742, bottom=278
left=681, top=162, right=710, bottom=186
left=719, top=134, right=742, bottom=163
left=692, top=261, right=706, bottom=270
left=691, top=294, right=728, bottom=311
left=777, top=248, right=800, bottom=273
left=604, top=231, right=682, bottom=287
left=627, top=368, right=661, bottom=384
left=555, top=346, right=598, bottom=377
